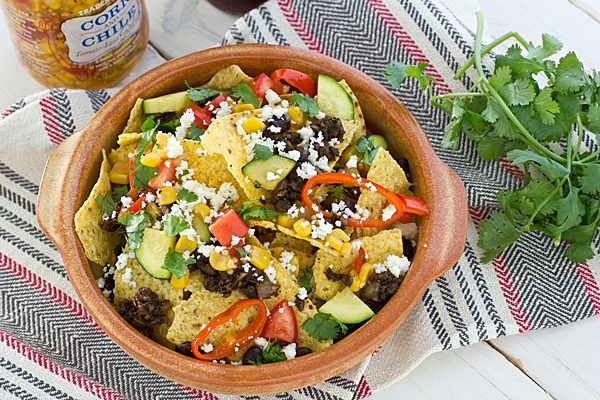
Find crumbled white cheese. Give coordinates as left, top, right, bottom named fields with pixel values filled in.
left=265, top=89, right=281, bottom=105
left=373, top=254, right=411, bottom=278
left=165, top=136, right=184, bottom=158
left=296, top=161, right=318, bottom=179
left=175, top=108, right=195, bottom=138
left=346, top=154, right=358, bottom=169
left=297, top=287, right=308, bottom=300
left=263, top=262, right=277, bottom=284
left=381, top=204, right=397, bottom=221
left=278, top=250, right=297, bottom=276
left=121, top=267, right=136, bottom=288
left=282, top=343, right=297, bottom=360
left=310, top=213, right=334, bottom=240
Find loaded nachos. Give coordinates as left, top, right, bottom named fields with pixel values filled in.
left=74, top=65, right=428, bottom=365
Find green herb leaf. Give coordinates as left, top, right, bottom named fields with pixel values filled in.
left=131, top=164, right=157, bottom=189
left=554, top=52, right=587, bottom=92
left=118, top=211, right=149, bottom=250
left=232, top=81, right=260, bottom=107
left=187, top=124, right=205, bottom=141
left=301, top=312, right=348, bottom=340
left=328, top=185, right=345, bottom=200
left=477, top=210, right=522, bottom=263
left=164, top=215, right=190, bottom=237
left=580, top=164, right=600, bottom=195
left=254, top=144, right=274, bottom=160
left=95, top=193, right=115, bottom=216
left=162, top=248, right=195, bottom=279
left=251, top=341, right=287, bottom=365
left=112, top=186, right=129, bottom=203
left=237, top=199, right=286, bottom=221
left=290, top=92, right=320, bottom=117
left=177, top=188, right=199, bottom=203
left=186, top=86, right=222, bottom=103
left=297, top=267, right=313, bottom=294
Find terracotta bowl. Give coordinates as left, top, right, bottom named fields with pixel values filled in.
left=37, top=44, right=467, bottom=394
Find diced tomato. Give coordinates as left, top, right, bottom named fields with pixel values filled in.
left=354, top=247, right=366, bottom=274
left=209, top=209, right=249, bottom=247
left=270, top=69, right=316, bottom=97
left=147, top=158, right=179, bottom=190
left=185, top=92, right=229, bottom=129
left=261, top=299, right=298, bottom=344
left=249, top=73, right=274, bottom=101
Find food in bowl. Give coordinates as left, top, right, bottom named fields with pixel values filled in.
left=74, top=64, right=428, bottom=365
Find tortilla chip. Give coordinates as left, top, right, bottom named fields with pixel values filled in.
left=359, top=228, right=405, bottom=264
left=123, top=98, right=146, bottom=134
left=201, top=109, right=268, bottom=199
left=204, top=65, right=253, bottom=89
left=74, top=150, right=121, bottom=266
left=247, top=220, right=338, bottom=254
left=312, top=249, right=349, bottom=301
left=339, top=79, right=366, bottom=131
left=113, top=255, right=184, bottom=349
left=357, top=148, right=410, bottom=237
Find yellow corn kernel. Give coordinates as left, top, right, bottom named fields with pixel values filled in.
left=293, top=219, right=312, bottom=238
left=339, top=242, right=353, bottom=258
left=140, top=152, right=162, bottom=167
left=242, top=117, right=266, bottom=133
left=209, top=249, right=237, bottom=271
left=170, top=268, right=190, bottom=289
left=325, top=228, right=351, bottom=251
left=288, top=105, right=304, bottom=126
left=109, top=161, right=130, bottom=185
left=349, top=270, right=362, bottom=292
left=193, top=202, right=211, bottom=220
left=233, top=103, right=256, bottom=113
left=276, top=214, right=295, bottom=229
left=248, top=245, right=271, bottom=270
left=158, top=186, right=178, bottom=205
left=358, top=262, right=374, bottom=283
left=175, top=235, right=198, bottom=254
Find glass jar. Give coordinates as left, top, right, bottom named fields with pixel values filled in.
left=206, top=0, right=266, bottom=14
left=0, top=0, right=149, bottom=89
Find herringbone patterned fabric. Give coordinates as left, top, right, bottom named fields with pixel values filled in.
left=1, top=0, right=599, bottom=399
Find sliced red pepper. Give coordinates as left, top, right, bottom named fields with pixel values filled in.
left=270, top=69, right=316, bottom=97
left=397, top=193, right=429, bottom=216
left=354, top=247, right=366, bottom=274
left=300, top=172, right=405, bottom=228
left=261, top=299, right=298, bottom=344
left=191, top=298, right=268, bottom=361
left=209, top=209, right=249, bottom=247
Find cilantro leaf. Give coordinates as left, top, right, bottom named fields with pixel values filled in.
left=162, top=248, right=195, bottom=279
left=354, top=135, right=381, bottom=166
left=186, top=86, right=222, bottom=103
left=507, top=149, right=569, bottom=180
left=301, top=312, right=348, bottom=340
left=187, top=124, right=205, bottom=141
left=177, top=188, right=199, bottom=203
left=526, top=33, right=563, bottom=61
left=290, top=92, right=320, bottom=117
left=533, top=87, right=560, bottom=124
left=254, top=144, right=274, bottom=160
left=250, top=341, right=288, bottom=365
left=95, top=193, right=115, bottom=216
left=232, top=81, right=260, bottom=107
left=131, top=164, right=156, bottom=189
left=297, top=267, right=313, bottom=294
left=383, top=60, right=408, bottom=88
left=163, top=215, right=190, bottom=237
left=237, top=199, right=286, bottom=221
left=477, top=210, right=522, bottom=263
left=118, top=211, right=149, bottom=250
left=112, top=185, right=129, bottom=203
left=554, top=52, right=587, bottom=92
left=579, top=164, right=600, bottom=195
left=328, top=185, right=345, bottom=200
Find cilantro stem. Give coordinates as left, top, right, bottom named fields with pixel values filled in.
left=454, top=30, right=528, bottom=80
left=471, top=12, right=564, bottom=165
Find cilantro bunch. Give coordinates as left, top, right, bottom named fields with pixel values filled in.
left=384, top=12, right=600, bottom=263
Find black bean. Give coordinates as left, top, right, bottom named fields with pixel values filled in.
left=179, top=341, right=194, bottom=357
left=242, top=345, right=263, bottom=365
left=295, top=347, right=313, bottom=357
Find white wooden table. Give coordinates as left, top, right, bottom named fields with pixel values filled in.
left=1, top=1, right=599, bottom=398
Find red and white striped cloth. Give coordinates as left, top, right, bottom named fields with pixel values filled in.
left=1, top=0, right=599, bottom=399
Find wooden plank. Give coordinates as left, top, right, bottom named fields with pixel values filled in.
left=488, top=317, right=600, bottom=399
left=370, top=342, right=552, bottom=400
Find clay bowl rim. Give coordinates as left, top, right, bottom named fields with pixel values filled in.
left=37, top=43, right=467, bottom=395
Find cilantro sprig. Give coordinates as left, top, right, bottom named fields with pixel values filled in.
left=385, top=12, right=600, bottom=263
left=301, top=312, right=348, bottom=341
left=237, top=199, right=286, bottom=221
left=291, top=91, right=319, bottom=117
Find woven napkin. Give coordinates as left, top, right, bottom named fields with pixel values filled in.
left=1, top=0, right=599, bottom=399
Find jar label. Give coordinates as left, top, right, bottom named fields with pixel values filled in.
left=61, top=0, right=143, bottom=64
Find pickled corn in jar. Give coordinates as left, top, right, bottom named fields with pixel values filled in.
left=0, top=0, right=149, bottom=89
